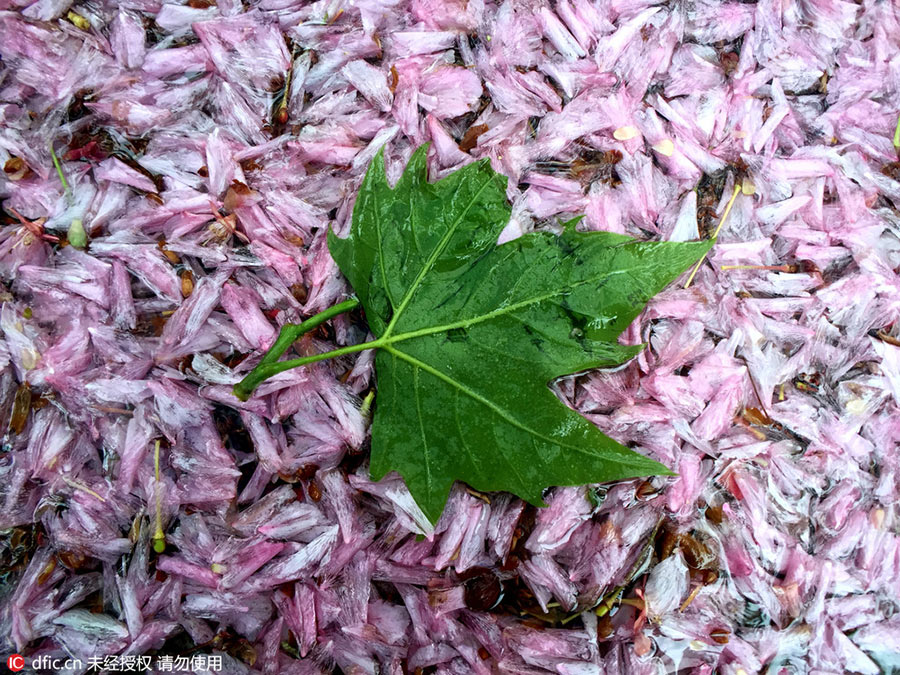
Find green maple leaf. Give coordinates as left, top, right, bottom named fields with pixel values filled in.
left=322, top=146, right=713, bottom=524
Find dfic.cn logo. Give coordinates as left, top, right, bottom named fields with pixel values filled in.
left=7, top=654, right=25, bottom=672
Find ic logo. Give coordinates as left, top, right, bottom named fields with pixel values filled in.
left=7, top=655, right=25, bottom=672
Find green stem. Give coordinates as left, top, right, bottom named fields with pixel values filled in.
left=233, top=297, right=364, bottom=400
left=258, top=297, right=360, bottom=367
left=234, top=340, right=380, bottom=400
left=49, top=141, right=72, bottom=199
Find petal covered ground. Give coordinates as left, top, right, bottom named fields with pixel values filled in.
left=1, top=0, right=900, bottom=673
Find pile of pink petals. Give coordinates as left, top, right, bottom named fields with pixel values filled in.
left=2, top=0, right=900, bottom=672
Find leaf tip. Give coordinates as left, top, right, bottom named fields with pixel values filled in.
left=560, top=215, right=585, bottom=232
left=364, top=144, right=390, bottom=188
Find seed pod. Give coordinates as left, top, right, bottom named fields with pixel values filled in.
left=10, top=383, right=32, bottom=435
left=459, top=567, right=502, bottom=611
left=679, top=531, right=716, bottom=570
left=180, top=269, right=194, bottom=297
left=307, top=480, right=322, bottom=502
left=709, top=627, right=730, bottom=644
left=157, top=239, right=180, bottom=264
left=459, top=123, right=488, bottom=153
left=705, top=503, right=724, bottom=524
left=635, top=479, right=660, bottom=501
left=68, top=219, right=87, bottom=249
left=66, top=10, right=90, bottom=29
left=290, top=283, right=308, bottom=303
left=57, top=550, right=90, bottom=570
left=4, top=157, right=31, bottom=181
left=37, top=557, right=57, bottom=584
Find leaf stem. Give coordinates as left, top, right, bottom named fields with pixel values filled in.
left=234, top=340, right=381, bottom=400
left=259, top=298, right=361, bottom=368
left=232, top=297, right=365, bottom=400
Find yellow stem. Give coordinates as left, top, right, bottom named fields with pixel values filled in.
left=153, top=440, right=165, bottom=553
left=684, top=184, right=742, bottom=289
left=679, top=583, right=703, bottom=612
left=61, top=476, right=105, bottom=502
left=893, top=113, right=900, bottom=152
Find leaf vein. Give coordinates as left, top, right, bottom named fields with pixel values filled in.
left=381, top=172, right=496, bottom=339
left=387, top=267, right=634, bottom=343
left=371, top=182, right=395, bottom=310
left=412, top=363, right=434, bottom=499
left=387, top=347, right=644, bottom=467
